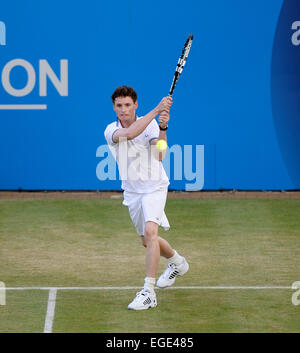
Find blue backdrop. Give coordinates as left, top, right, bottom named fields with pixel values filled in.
left=0, top=0, right=299, bottom=191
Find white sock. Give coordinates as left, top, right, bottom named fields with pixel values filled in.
left=144, top=277, right=156, bottom=292
left=167, top=250, right=183, bottom=266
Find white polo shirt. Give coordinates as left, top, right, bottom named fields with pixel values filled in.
left=104, top=116, right=169, bottom=193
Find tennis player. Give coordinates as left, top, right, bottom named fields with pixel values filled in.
left=104, top=86, right=189, bottom=310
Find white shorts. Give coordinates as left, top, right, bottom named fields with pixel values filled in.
left=123, top=188, right=170, bottom=236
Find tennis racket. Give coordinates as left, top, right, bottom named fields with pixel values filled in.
left=169, top=34, right=193, bottom=96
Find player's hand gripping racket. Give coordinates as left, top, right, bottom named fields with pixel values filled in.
left=169, top=34, right=193, bottom=97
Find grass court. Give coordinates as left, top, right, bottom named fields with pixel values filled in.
left=0, top=194, right=299, bottom=332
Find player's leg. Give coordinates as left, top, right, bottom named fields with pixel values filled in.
left=144, top=221, right=163, bottom=278
left=141, top=235, right=174, bottom=258
left=125, top=194, right=159, bottom=310
left=140, top=231, right=188, bottom=289
left=128, top=222, right=159, bottom=311
left=141, top=189, right=189, bottom=289
left=142, top=237, right=189, bottom=289
left=128, top=221, right=164, bottom=310
left=158, top=236, right=174, bottom=258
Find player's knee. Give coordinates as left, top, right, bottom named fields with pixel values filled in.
left=144, top=223, right=158, bottom=242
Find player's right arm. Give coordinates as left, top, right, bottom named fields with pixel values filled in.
left=112, top=96, right=172, bottom=143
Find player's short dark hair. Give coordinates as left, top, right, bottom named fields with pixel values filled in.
left=111, top=86, right=137, bottom=103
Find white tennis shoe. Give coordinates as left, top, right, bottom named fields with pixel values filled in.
left=128, top=289, right=157, bottom=310
left=157, top=257, right=189, bottom=289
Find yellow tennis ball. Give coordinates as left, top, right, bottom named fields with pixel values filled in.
left=156, top=139, right=167, bottom=151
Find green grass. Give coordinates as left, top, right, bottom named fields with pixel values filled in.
left=0, top=198, right=300, bottom=332
left=0, top=290, right=49, bottom=333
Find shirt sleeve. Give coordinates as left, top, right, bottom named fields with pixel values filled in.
left=147, top=119, right=160, bottom=144
left=104, top=123, right=120, bottom=145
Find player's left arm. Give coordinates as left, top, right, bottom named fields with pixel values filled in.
left=150, top=111, right=169, bottom=161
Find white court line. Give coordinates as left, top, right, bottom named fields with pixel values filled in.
left=5, top=286, right=291, bottom=334
left=43, top=289, right=57, bottom=334
left=5, top=286, right=292, bottom=290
